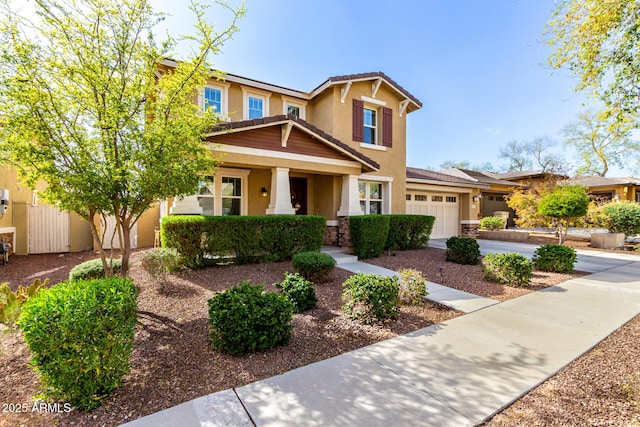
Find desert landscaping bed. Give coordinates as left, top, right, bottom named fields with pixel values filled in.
left=1, top=246, right=639, bottom=426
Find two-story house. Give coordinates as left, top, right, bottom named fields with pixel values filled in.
left=162, top=61, right=422, bottom=245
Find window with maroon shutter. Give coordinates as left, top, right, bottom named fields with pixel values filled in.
left=352, top=99, right=364, bottom=142
left=382, top=107, right=393, bottom=147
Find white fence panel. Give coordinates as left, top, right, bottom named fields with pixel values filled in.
left=28, top=206, right=70, bottom=254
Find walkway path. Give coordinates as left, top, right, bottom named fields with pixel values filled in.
left=121, top=241, right=640, bottom=427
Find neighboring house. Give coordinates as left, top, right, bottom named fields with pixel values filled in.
left=564, top=176, right=640, bottom=203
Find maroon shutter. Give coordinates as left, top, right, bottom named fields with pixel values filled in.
left=382, top=107, right=393, bottom=147
left=352, top=99, right=364, bottom=142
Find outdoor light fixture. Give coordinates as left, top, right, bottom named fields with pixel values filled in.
left=613, top=194, right=620, bottom=202
left=472, top=193, right=483, bottom=203
left=261, top=187, right=268, bottom=197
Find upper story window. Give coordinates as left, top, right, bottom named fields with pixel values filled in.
left=353, top=99, right=393, bottom=148
left=199, top=82, right=229, bottom=118
left=242, top=86, right=271, bottom=120
left=363, top=108, right=377, bottom=144
left=204, top=88, right=221, bottom=113
left=282, top=96, right=307, bottom=120
left=248, top=96, right=264, bottom=119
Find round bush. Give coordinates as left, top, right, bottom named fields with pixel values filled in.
left=18, top=277, right=138, bottom=410
left=69, top=258, right=122, bottom=281
left=445, top=236, right=481, bottom=265
left=275, top=272, right=317, bottom=313
left=207, top=281, right=294, bottom=355
left=602, top=201, right=640, bottom=236
left=482, top=252, right=533, bottom=287
left=292, top=252, right=336, bottom=283
left=480, top=216, right=506, bottom=231
left=342, top=273, right=399, bottom=323
left=532, top=244, right=577, bottom=273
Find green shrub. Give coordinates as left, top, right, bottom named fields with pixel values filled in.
left=480, top=216, right=506, bottom=231
left=207, top=281, right=294, bottom=355
left=602, top=201, right=640, bottom=236
left=69, top=258, right=122, bottom=281
left=342, top=273, right=399, bottom=323
left=482, top=252, right=533, bottom=287
left=18, top=277, right=138, bottom=410
left=349, top=215, right=391, bottom=259
left=275, top=272, right=317, bottom=313
left=445, top=236, right=481, bottom=265
left=532, top=244, right=577, bottom=273
left=398, top=269, right=428, bottom=305
left=385, top=214, right=435, bottom=251
left=291, top=251, right=336, bottom=283
left=0, top=279, right=47, bottom=325
left=161, top=215, right=325, bottom=267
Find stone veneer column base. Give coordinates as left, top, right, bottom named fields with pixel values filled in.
left=338, top=217, right=353, bottom=248
left=460, top=220, right=480, bottom=238
left=323, top=223, right=339, bottom=246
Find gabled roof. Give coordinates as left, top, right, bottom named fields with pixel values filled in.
left=311, top=72, right=422, bottom=109
left=565, top=176, right=640, bottom=188
left=406, top=167, right=489, bottom=188
left=491, top=170, right=568, bottom=181
left=440, top=168, right=522, bottom=187
left=207, top=114, right=380, bottom=171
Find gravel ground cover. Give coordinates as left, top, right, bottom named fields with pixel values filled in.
left=0, top=245, right=638, bottom=426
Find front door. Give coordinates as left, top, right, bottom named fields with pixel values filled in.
left=290, top=177, right=307, bottom=215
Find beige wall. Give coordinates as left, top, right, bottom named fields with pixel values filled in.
left=136, top=205, right=160, bottom=248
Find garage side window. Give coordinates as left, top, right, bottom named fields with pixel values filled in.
left=359, top=181, right=383, bottom=214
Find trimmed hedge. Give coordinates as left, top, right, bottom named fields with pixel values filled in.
left=480, top=216, right=506, bottom=231
left=292, top=251, right=336, bottom=283
left=385, top=214, right=435, bottom=251
left=342, top=273, right=400, bottom=323
left=161, top=215, right=325, bottom=267
left=482, top=252, right=533, bottom=287
left=275, top=272, right=317, bottom=313
left=207, top=281, right=294, bottom=354
left=532, top=244, right=577, bottom=273
left=18, top=277, right=138, bottom=410
left=349, top=215, right=391, bottom=259
left=69, top=258, right=122, bottom=281
left=445, top=236, right=481, bottom=265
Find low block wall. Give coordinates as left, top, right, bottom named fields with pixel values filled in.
left=591, top=232, right=625, bottom=249
left=479, top=230, right=530, bottom=242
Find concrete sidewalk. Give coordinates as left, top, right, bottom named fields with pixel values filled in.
left=121, top=247, right=640, bottom=427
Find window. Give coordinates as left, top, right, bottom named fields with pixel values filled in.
left=446, top=196, right=457, bottom=203
left=287, top=104, right=301, bottom=118
left=363, top=108, right=377, bottom=144
left=415, top=195, right=428, bottom=201
left=248, top=96, right=264, bottom=119
left=406, top=194, right=412, bottom=201
left=204, top=87, right=221, bottom=113
left=636, top=192, right=640, bottom=203
left=359, top=181, right=383, bottom=214
left=197, top=175, right=215, bottom=215
left=221, top=177, right=242, bottom=216
left=432, top=195, right=443, bottom=202
left=353, top=99, right=393, bottom=147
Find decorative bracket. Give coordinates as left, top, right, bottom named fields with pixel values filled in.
left=399, top=98, right=410, bottom=117
left=371, top=78, right=383, bottom=98
left=281, top=121, right=293, bottom=147
left=340, top=81, right=352, bottom=104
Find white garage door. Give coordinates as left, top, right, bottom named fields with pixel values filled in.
left=406, top=193, right=459, bottom=239
left=28, top=205, right=70, bottom=254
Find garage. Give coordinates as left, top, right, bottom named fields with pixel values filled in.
left=406, top=192, right=459, bottom=239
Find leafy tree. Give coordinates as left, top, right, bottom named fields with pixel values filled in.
left=505, top=179, right=555, bottom=229
left=498, top=137, right=566, bottom=174
left=601, top=202, right=640, bottom=237
left=547, top=0, right=640, bottom=115
left=562, top=109, right=639, bottom=177
left=0, top=0, right=245, bottom=275
left=498, top=140, right=531, bottom=172
left=537, top=185, right=590, bottom=244
left=439, top=160, right=496, bottom=172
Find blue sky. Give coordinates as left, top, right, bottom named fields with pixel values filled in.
left=158, top=1, right=609, bottom=173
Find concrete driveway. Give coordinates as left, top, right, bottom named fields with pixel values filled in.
left=428, top=238, right=640, bottom=273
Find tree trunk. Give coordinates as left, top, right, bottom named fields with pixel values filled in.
left=87, top=212, right=112, bottom=278
left=120, top=219, right=132, bottom=277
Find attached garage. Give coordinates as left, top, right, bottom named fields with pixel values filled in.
left=406, top=192, right=459, bottom=239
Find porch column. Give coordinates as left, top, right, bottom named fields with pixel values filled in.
left=170, top=194, right=203, bottom=215
left=266, top=167, right=295, bottom=215
left=337, top=174, right=364, bottom=216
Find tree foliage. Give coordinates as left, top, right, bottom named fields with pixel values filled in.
left=0, top=0, right=245, bottom=274
left=562, top=109, right=639, bottom=177
left=537, top=185, right=590, bottom=244
left=547, top=0, right=640, bottom=115
left=498, top=137, right=566, bottom=174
